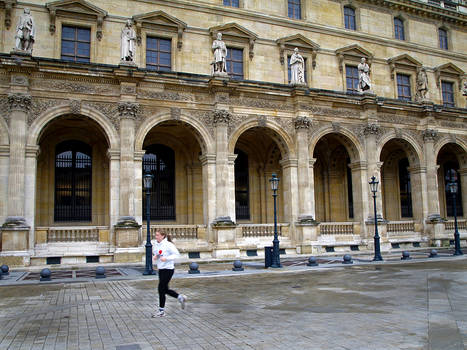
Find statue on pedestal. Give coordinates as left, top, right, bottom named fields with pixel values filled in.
left=290, top=48, right=305, bottom=85
left=121, top=20, right=136, bottom=63
left=212, top=33, right=227, bottom=77
left=415, top=67, right=429, bottom=102
left=358, top=57, right=372, bottom=93
left=15, top=8, right=35, bottom=53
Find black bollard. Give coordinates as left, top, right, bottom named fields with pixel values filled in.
left=95, top=266, right=106, bottom=279
left=232, top=260, right=244, bottom=271
left=401, top=251, right=411, bottom=260
left=342, top=254, right=353, bottom=264
left=1, top=265, right=9, bottom=276
left=40, top=268, right=52, bottom=281
left=188, top=262, right=200, bottom=274
left=307, top=256, right=319, bottom=266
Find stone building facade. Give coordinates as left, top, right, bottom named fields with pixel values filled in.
left=0, top=0, right=466, bottom=266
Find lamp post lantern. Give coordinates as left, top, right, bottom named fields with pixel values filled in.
left=369, top=176, right=383, bottom=261
left=269, top=173, right=282, bottom=268
left=445, top=169, right=463, bottom=256
left=143, top=172, right=156, bottom=275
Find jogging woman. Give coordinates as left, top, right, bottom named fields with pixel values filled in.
left=152, top=230, right=187, bottom=317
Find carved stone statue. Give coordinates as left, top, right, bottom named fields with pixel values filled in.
left=463, top=81, right=467, bottom=96
left=358, top=57, right=371, bottom=93
left=212, top=33, right=227, bottom=76
left=121, top=20, right=136, bottom=63
left=15, top=8, right=35, bottom=53
left=415, top=67, right=429, bottom=102
left=290, top=47, right=306, bottom=85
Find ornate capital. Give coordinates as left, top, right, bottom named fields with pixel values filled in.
left=294, top=116, right=311, bottom=129
left=363, top=123, right=380, bottom=135
left=422, top=129, right=438, bottom=142
left=212, top=109, right=231, bottom=126
left=8, top=93, right=31, bottom=113
left=118, top=102, right=139, bottom=119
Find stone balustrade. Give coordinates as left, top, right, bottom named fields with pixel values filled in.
left=387, top=221, right=416, bottom=234
left=42, top=227, right=101, bottom=242
left=319, top=222, right=354, bottom=235
left=240, top=224, right=288, bottom=237
left=444, top=220, right=467, bottom=231
left=149, top=225, right=199, bottom=240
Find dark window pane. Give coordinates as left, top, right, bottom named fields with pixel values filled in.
left=397, top=74, right=411, bottom=101
left=344, top=7, right=356, bottom=30
left=77, top=28, right=90, bottom=41
left=226, top=48, right=243, bottom=79
left=439, top=29, right=448, bottom=50
left=235, top=149, right=250, bottom=220
left=61, top=26, right=90, bottom=62
left=399, top=158, right=413, bottom=218
left=146, top=37, right=172, bottom=71
left=288, top=0, right=301, bottom=19
left=345, top=66, right=359, bottom=92
left=442, top=81, right=454, bottom=107
left=61, top=41, right=75, bottom=54
left=394, top=18, right=405, bottom=40
left=159, top=39, right=171, bottom=51
left=62, top=26, right=75, bottom=40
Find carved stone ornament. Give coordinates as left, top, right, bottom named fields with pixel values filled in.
left=69, top=99, right=81, bottom=114
left=363, top=123, right=380, bottom=135
left=8, top=93, right=31, bottom=112
left=118, top=102, right=139, bottom=119
left=212, top=109, right=231, bottom=125
left=422, top=129, right=438, bottom=142
left=294, top=116, right=311, bottom=129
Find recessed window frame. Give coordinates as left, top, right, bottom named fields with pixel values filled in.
left=441, top=80, right=455, bottom=107
left=226, top=46, right=244, bottom=80
left=55, top=20, right=96, bottom=62
left=438, top=27, right=449, bottom=50
left=341, top=3, right=360, bottom=31
left=223, top=0, right=241, bottom=7
left=60, top=25, right=91, bottom=63
left=344, top=6, right=356, bottom=30
left=394, top=17, right=405, bottom=40
left=145, top=36, right=172, bottom=72
left=396, top=73, right=413, bottom=101
left=288, top=0, right=302, bottom=19
left=345, top=65, right=359, bottom=93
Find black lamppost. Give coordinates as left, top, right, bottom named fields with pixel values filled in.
left=369, top=176, right=383, bottom=261
left=143, top=172, right=156, bottom=275
left=269, top=173, right=282, bottom=268
left=445, top=169, right=463, bottom=256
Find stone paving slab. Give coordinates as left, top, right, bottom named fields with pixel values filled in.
left=0, top=255, right=466, bottom=349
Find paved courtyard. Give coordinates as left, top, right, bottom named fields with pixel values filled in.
left=0, top=257, right=466, bottom=350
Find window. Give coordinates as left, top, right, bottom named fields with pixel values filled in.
left=397, top=74, right=411, bottom=101
left=224, top=0, right=239, bottom=6
left=54, top=141, right=92, bottom=222
left=143, top=144, right=175, bottom=220
left=344, top=7, right=356, bottom=30
left=61, top=26, right=91, bottom=63
left=439, top=28, right=448, bottom=50
left=399, top=158, right=413, bottom=218
left=146, top=37, right=171, bottom=71
left=226, top=48, right=244, bottom=80
left=287, top=55, right=307, bottom=83
left=345, top=66, right=359, bottom=92
left=394, top=18, right=405, bottom=40
left=442, top=81, right=455, bottom=107
left=288, top=0, right=301, bottom=19
left=235, top=149, right=250, bottom=220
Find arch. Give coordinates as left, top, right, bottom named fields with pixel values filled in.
left=377, top=131, right=423, bottom=167
left=434, top=137, right=467, bottom=167
left=229, top=118, right=295, bottom=158
left=0, top=117, right=9, bottom=145
left=309, top=125, right=364, bottom=163
left=27, top=104, right=119, bottom=149
left=135, top=112, right=214, bottom=154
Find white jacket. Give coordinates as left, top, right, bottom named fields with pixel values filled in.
left=153, top=238, right=180, bottom=270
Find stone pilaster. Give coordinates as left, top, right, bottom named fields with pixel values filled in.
left=212, top=109, right=235, bottom=225
left=279, top=157, right=299, bottom=243
left=348, top=161, right=368, bottom=222
left=200, top=154, right=216, bottom=242
left=107, top=149, right=121, bottom=251
left=0, top=145, right=9, bottom=226
left=116, top=101, right=139, bottom=227
left=294, top=116, right=315, bottom=223
left=459, top=168, right=467, bottom=220
left=422, top=129, right=442, bottom=222
left=24, top=145, right=39, bottom=252
left=407, top=166, right=427, bottom=223
left=4, top=93, right=31, bottom=228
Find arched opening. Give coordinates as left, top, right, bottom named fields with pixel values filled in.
left=36, top=115, right=110, bottom=226
left=234, top=127, right=285, bottom=224
left=437, top=143, right=465, bottom=218
left=313, top=134, right=355, bottom=222
left=142, top=120, right=204, bottom=224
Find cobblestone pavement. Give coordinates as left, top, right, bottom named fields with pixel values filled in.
left=0, top=257, right=466, bottom=350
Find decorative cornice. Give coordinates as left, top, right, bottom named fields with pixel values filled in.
left=294, top=116, right=311, bottom=129
left=212, top=109, right=231, bottom=125
left=8, top=93, right=31, bottom=113
left=118, top=102, right=139, bottom=119
left=422, top=129, right=438, bottom=142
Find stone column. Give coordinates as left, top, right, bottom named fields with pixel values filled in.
left=309, top=158, right=317, bottom=220
left=107, top=149, right=120, bottom=252
left=4, top=93, right=31, bottom=227
left=349, top=161, right=368, bottom=222
left=459, top=167, right=467, bottom=219
left=212, top=110, right=235, bottom=225
left=408, top=166, right=426, bottom=224
left=186, top=165, right=194, bottom=224
left=279, top=157, right=299, bottom=243
left=294, top=116, right=315, bottom=223
left=24, top=145, right=39, bottom=251
left=0, top=145, right=9, bottom=226
left=363, top=123, right=383, bottom=220
left=423, top=129, right=442, bottom=221
left=200, top=154, right=216, bottom=242
left=116, top=102, right=139, bottom=226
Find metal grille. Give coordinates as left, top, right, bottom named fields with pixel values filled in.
left=54, top=141, right=92, bottom=222
left=143, top=145, right=175, bottom=220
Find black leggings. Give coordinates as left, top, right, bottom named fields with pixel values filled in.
left=158, top=269, right=179, bottom=308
